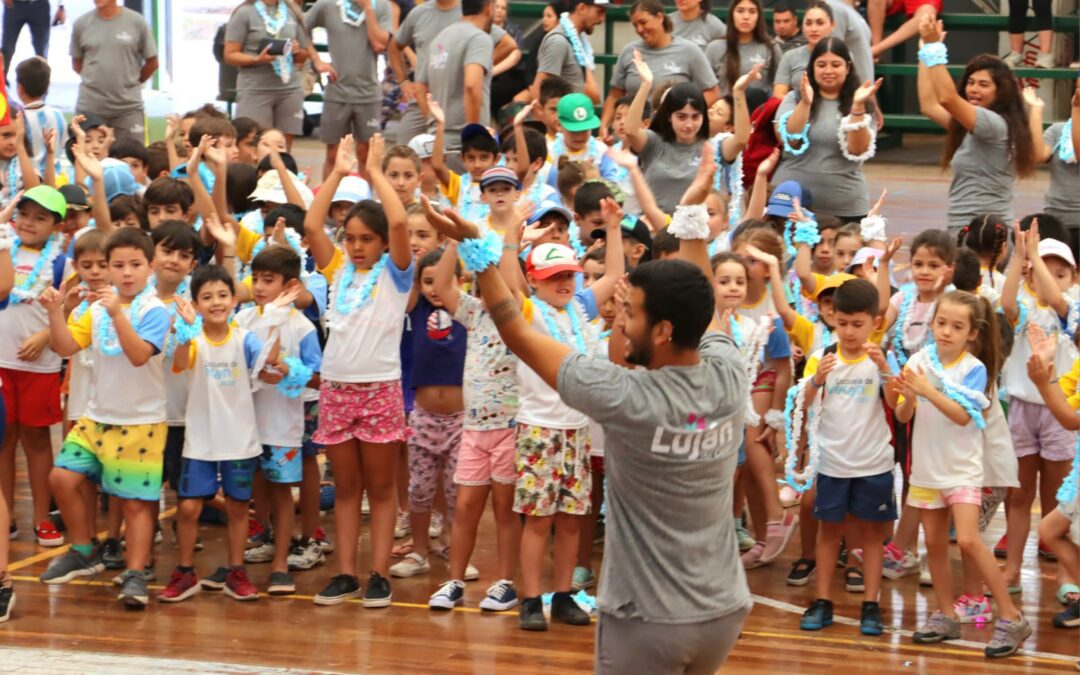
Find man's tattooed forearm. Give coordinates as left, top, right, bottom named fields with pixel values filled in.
left=488, top=298, right=520, bottom=327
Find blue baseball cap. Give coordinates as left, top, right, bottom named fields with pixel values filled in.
left=170, top=162, right=217, bottom=193
left=529, top=200, right=574, bottom=226
left=87, top=158, right=139, bottom=203
left=765, top=181, right=812, bottom=218
left=479, top=166, right=520, bottom=190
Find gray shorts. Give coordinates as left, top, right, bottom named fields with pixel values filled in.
left=395, top=104, right=429, bottom=146
left=320, top=100, right=382, bottom=144
left=595, top=604, right=751, bottom=675
left=84, top=109, right=145, bottom=144
left=235, top=89, right=305, bottom=136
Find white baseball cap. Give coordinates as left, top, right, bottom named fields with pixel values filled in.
left=408, top=134, right=436, bottom=159
left=332, top=175, right=372, bottom=204
left=526, top=243, right=582, bottom=279
left=250, top=169, right=315, bottom=208
left=1038, top=238, right=1077, bottom=267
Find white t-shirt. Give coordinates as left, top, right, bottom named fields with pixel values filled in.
left=70, top=296, right=171, bottom=425
left=907, top=349, right=989, bottom=490
left=1001, top=284, right=1078, bottom=404
left=65, top=303, right=94, bottom=422
left=159, top=295, right=192, bottom=426
left=235, top=306, right=322, bottom=447
left=515, top=291, right=599, bottom=430
left=888, top=289, right=935, bottom=360
left=180, top=327, right=263, bottom=461
left=318, top=249, right=414, bottom=384
left=982, top=390, right=1019, bottom=488
left=0, top=243, right=72, bottom=373
left=804, top=346, right=893, bottom=478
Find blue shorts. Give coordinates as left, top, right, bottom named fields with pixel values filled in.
left=736, top=441, right=746, bottom=467
left=301, top=400, right=322, bottom=458
left=178, top=457, right=258, bottom=501
left=813, top=470, right=898, bottom=523
left=260, top=445, right=302, bottom=484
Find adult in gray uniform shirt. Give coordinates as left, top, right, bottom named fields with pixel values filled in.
left=1031, top=82, right=1080, bottom=248
left=531, top=0, right=606, bottom=104
left=425, top=199, right=751, bottom=675
left=69, top=0, right=158, bottom=143
left=669, top=0, right=725, bottom=50
left=824, top=0, right=873, bottom=85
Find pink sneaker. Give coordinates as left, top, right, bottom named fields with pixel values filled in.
left=779, top=485, right=801, bottom=508
left=741, top=542, right=766, bottom=569
left=954, top=594, right=992, bottom=623
left=760, top=511, right=799, bottom=563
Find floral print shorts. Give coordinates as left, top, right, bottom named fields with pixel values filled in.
left=312, top=380, right=408, bottom=446
left=513, top=424, right=591, bottom=517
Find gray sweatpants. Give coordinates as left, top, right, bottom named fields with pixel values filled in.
left=595, top=604, right=751, bottom=675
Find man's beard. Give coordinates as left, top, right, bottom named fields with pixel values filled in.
left=625, top=336, right=652, bottom=367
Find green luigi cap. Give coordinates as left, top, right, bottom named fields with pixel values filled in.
left=557, top=93, right=600, bottom=133
left=17, top=185, right=67, bottom=220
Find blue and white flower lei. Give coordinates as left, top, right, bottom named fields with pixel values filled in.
left=1058, top=119, right=1076, bottom=163
left=1056, top=433, right=1079, bottom=505
left=95, top=285, right=156, bottom=357
left=783, top=377, right=821, bottom=493
left=150, top=276, right=192, bottom=358
left=458, top=230, right=503, bottom=273
left=4, top=159, right=20, bottom=202
left=552, top=133, right=606, bottom=168
left=276, top=355, right=313, bottom=398
left=254, top=0, right=293, bottom=84
left=338, top=0, right=375, bottom=27
left=251, top=228, right=305, bottom=260
left=172, top=314, right=203, bottom=347
left=777, top=110, right=810, bottom=156
left=567, top=220, right=587, bottom=258
left=1065, top=295, right=1079, bottom=338
left=326, top=252, right=388, bottom=329
left=533, top=296, right=593, bottom=354
left=892, top=283, right=920, bottom=367
left=558, top=12, right=594, bottom=69
left=9, top=233, right=61, bottom=304
left=921, top=343, right=989, bottom=430
left=458, top=173, right=490, bottom=224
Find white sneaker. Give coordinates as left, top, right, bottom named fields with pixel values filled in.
left=390, top=552, right=430, bottom=578
left=394, top=510, right=411, bottom=539
left=919, top=555, right=933, bottom=587
left=287, top=537, right=325, bottom=571
left=1002, top=51, right=1024, bottom=68
left=244, top=541, right=275, bottom=564
left=1034, top=53, right=1055, bottom=69
left=464, top=563, right=479, bottom=581
left=361, top=495, right=371, bottom=515
left=429, top=511, right=444, bottom=539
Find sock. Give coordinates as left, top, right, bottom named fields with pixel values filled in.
left=178, top=566, right=195, bottom=574
left=72, top=543, right=94, bottom=557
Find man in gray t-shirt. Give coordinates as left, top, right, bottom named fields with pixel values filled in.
left=532, top=0, right=606, bottom=104
left=437, top=211, right=751, bottom=674
left=69, top=0, right=157, bottom=143
left=421, top=5, right=495, bottom=153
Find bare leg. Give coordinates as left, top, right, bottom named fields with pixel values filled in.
left=49, top=468, right=90, bottom=546
left=270, top=482, right=295, bottom=574
left=953, top=503, right=1020, bottom=620
left=449, top=484, right=489, bottom=580
left=520, top=514, right=552, bottom=597
left=921, top=507, right=954, bottom=616
left=19, top=425, right=53, bottom=525
left=121, top=499, right=154, bottom=571
left=300, top=454, right=320, bottom=538
left=225, top=497, right=248, bottom=567
left=1004, top=456, right=1039, bottom=586
left=360, top=441, right=399, bottom=577
left=491, top=483, right=521, bottom=580
left=326, top=440, right=362, bottom=576
left=860, top=520, right=888, bottom=602
left=814, top=520, right=844, bottom=600
left=552, top=512, right=581, bottom=592
left=176, top=498, right=202, bottom=568
left=799, top=486, right=817, bottom=559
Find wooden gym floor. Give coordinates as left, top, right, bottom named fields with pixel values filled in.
left=1, top=137, right=1078, bottom=673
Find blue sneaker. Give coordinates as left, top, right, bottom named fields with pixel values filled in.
left=571, top=566, right=595, bottom=591
left=860, top=601, right=884, bottom=635
left=800, top=598, right=834, bottom=631
left=429, top=579, right=465, bottom=610
left=480, top=579, right=518, bottom=612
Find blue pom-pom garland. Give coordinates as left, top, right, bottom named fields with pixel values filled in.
left=457, top=230, right=503, bottom=273
left=917, top=42, right=948, bottom=68
left=275, top=355, right=313, bottom=399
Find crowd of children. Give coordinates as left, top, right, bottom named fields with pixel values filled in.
left=0, top=0, right=1077, bottom=667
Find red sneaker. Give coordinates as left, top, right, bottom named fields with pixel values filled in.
left=159, top=567, right=200, bottom=603
left=246, top=518, right=266, bottom=548
left=314, top=527, right=335, bottom=553
left=224, top=566, right=259, bottom=601
left=35, top=521, right=65, bottom=547
left=993, top=534, right=1007, bottom=559
left=1038, top=540, right=1058, bottom=561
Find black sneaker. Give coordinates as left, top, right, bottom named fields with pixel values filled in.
left=519, top=596, right=547, bottom=631
left=1053, top=600, right=1080, bottom=628
left=101, top=538, right=125, bottom=570
left=551, top=591, right=591, bottom=626
left=7, top=523, right=16, bottom=540
left=860, top=601, right=884, bottom=636
left=0, top=584, right=13, bottom=623
left=49, top=509, right=65, bottom=533
left=268, top=571, right=296, bottom=596
left=314, top=574, right=362, bottom=606
left=786, top=558, right=816, bottom=586
left=845, top=566, right=866, bottom=593
left=837, top=541, right=848, bottom=568
left=200, top=566, right=228, bottom=591
left=363, top=572, right=392, bottom=608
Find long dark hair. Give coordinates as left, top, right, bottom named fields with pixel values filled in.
left=807, top=38, right=865, bottom=118
left=650, top=82, right=710, bottom=143
left=942, top=55, right=1035, bottom=178
left=723, top=0, right=772, bottom=94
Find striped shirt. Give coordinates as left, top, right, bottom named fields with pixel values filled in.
left=21, top=101, right=68, bottom=179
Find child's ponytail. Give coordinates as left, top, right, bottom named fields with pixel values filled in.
left=972, top=294, right=1002, bottom=394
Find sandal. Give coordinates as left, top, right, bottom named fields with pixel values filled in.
left=1058, top=583, right=1080, bottom=605
left=391, top=540, right=414, bottom=558
left=845, top=566, right=865, bottom=593
left=431, top=544, right=450, bottom=561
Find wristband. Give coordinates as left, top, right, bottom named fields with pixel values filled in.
left=457, top=230, right=503, bottom=273
left=837, top=114, right=876, bottom=162
left=859, top=214, right=887, bottom=243
left=173, top=315, right=203, bottom=346
left=791, top=219, right=821, bottom=247
left=918, top=42, right=948, bottom=68
left=667, top=204, right=710, bottom=240
left=764, top=409, right=786, bottom=432
left=777, top=110, right=811, bottom=156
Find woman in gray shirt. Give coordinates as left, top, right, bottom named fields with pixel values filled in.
left=916, top=20, right=1035, bottom=233
left=669, top=0, right=726, bottom=51
left=224, top=0, right=310, bottom=147
left=1028, top=83, right=1080, bottom=231
left=705, top=0, right=780, bottom=96
left=772, top=0, right=834, bottom=99
left=774, top=38, right=881, bottom=220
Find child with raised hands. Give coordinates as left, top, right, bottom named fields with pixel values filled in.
left=728, top=225, right=796, bottom=569
left=39, top=228, right=171, bottom=608
left=234, top=247, right=322, bottom=595
left=779, top=278, right=895, bottom=636
left=162, top=266, right=275, bottom=603
left=303, top=133, right=414, bottom=609
left=706, top=63, right=764, bottom=225
left=888, top=290, right=1031, bottom=658
left=1028, top=326, right=1080, bottom=630
left=428, top=95, right=501, bottom=223
left=998, top=221, right=1078, bottom=594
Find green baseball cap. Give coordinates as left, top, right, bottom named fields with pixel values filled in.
left=557, top=93, right=600, bottom=133
left=17, top=185, right=67, bottom=219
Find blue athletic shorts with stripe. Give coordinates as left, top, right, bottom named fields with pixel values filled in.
left=178, top=457, right=258, bottom=501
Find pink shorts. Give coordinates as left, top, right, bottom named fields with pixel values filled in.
left=312, top=380, right=408, bottom=446
left=907, top=485, right=982, bottom=510
left=455, top=428, right=516, bottom=486
left=1008, top=397, right=1076, bottom=462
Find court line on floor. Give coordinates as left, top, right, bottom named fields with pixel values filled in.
left=0, top=645, right=341, bottom=674
left=9, top=507, right=177, bottom=572
left=750, top=592, right=1076, bottom=666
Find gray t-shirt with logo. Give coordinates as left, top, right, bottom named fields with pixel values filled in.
left=557, top=332, right=751, bottom=623
left=422, top=21, right=493, bottom=151
left=775, top=44, right=810, bottom=93
left=225, top=4, right=310, bottom=94
left=1043, top=122, right=1080, bottom=227
left=639, top=130, right=706, bottom=214
left=669, top=12, right=726, bottom=51
left=611, top=36, right=718, bottom=99
left=305, top=0, right=393, bottom=104
left=70, top=7, right=157, bottom=115
left=537, top=24, right=586, bottom=91
left=705, top=39, right=782, bottom=96
left=396, top=2, right=462, bottom=82
left=774, top=93, right=870, bottom=218
left=947, top=107, right=1015, bottom=229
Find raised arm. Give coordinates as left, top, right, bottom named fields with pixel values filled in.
left=427, top=94, right=452, bottom=188
left=75, top=147, right=112, bottom=234
left=918, top=18, right=976, bottom=131
left=367, top=134, right=411, bottom=270
left=745, top=148, right=780, bottom=221
left=1025, top=220, right=1070, bottom=317
left=916, top=55, right=950, bottom=128
left=39, top=287, right=82, bottom=357
left=14, top=113, right=40, bottom=190
left=1025, top=87, right=1052, bottom=164
left=748, top=245, right=798, bottom=331
left=608, top=145, right=666, bottom=228
left=877, top=237, right=902, bottom=318
left=432, top=240, right=461, bottom=316
left=585, top=199, right=627, bottom=307
left=186, top=138, right=219, bottom=224
left=999, top=223, right=1024, bottom=324
left=723, top=64, right=763, bottom=161
left=624, top=50, right=653, bottom=153
left=783, top=75, right=813, bottom=139
left=304, top=135, right=356, bottom=269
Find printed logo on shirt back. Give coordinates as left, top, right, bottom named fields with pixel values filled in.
left=649, top=411, right=739, bottom=461
left=429, top=45, right=448, bottom=71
